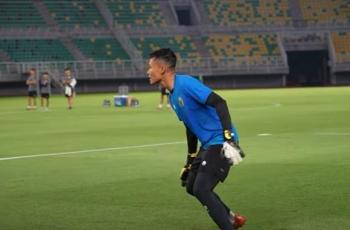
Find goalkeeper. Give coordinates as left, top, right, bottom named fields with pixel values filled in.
left=147, top=48, right=246, bottom=230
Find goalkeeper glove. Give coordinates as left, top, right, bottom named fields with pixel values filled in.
left=222, top=141, right=244, bottom=166
left=186, top=152, right=197, bottom=165
left=180, top=152, right=197, bottom=187
left=222, top=129, right=245, bottom=165
left=180, top=165, right=191, bottom=187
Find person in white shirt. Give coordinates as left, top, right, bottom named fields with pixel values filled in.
left=63, top=67, right=77, bottom=110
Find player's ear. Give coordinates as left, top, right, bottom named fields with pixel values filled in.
left=160, top=64, right=167, bottom=74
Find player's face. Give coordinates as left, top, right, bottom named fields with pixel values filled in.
left=29, top=70, right=36, bottom=77
left=147, top=58, right=164, bottom=85
left=64, top=70, right=71, bottom=77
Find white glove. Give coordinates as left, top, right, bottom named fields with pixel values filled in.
left=222, top=141, right=243, bottom=166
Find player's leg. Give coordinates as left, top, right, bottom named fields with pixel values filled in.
left=189, top=145, right=233, bottom=229
left=68, top=92, right=74, bottom=109
left=27, top=95, right=31, bottom=109
left=43, top=94, right=49, bottom=110
left=160, top=94, right=164, bottom=105
left=41, top=96, right=44, bottom=108
left=185, top=169, right=197, bottom=196
left=166, top=93, right=170, bottom=108
left=214, top=192, right=231, bottom=214
left=46, top=95, right=49, bottom=109
left=193, top=172, right=234, bottom=229
left=213, top=192, right=246, bottom=228
left=68, top=96, right=72, bottom=109
left=33, top=93, right=37, bottom=108
left=158, top=94, right=164, bottom=109
left=66, top=96, right=71, bottom=109
left=186, top=170, right=234, bottom=229
left=72, top=93, right=75, bottom=107
left=185, top=145, right=246, bottom=229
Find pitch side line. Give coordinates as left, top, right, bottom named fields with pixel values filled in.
left=315, top=132, right=350, bottom=136
left=0, top=141, right=185, bottom=161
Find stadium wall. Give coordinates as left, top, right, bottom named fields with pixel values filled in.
left=333, top=72, right=350, bottom=85
left=203, top=74, right=285, bottom=89
left=0, top=74, right=286, bottom=96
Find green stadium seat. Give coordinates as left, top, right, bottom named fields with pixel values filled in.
left=0, top=39, right=74, bottom=62
left=74, top=38, right=129, bottom=61
left=0, top=1, right=46, bottom=27
left=105, top=0, right=166, bottom=27
left=300, top=0, right=350, bottom=25
left=204, top=33, right=281, bottom=64
left=43, top=0, right=106, bottom=27
left=131, top=35, right=199, bottom=60
left=203, top=0, right=291, bottom=26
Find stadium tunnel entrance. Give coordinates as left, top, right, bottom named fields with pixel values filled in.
left=286, top=50, right=330, bottom=86
left=175, top=8, right=191, bottom=26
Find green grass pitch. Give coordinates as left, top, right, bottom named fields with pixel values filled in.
left=0, top=87, right=349, bottom=230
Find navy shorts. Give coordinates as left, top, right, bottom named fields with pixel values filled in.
left=28, top=91, right=37, bottom=97
left=41, top=93, right=50, bottom=98
left=161, top=87, right=168, bottom=95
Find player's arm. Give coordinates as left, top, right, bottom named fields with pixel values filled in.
left=180, top=126, right=198, bottom=186
left=205, top=92, right=233, bottom=141
left=206, top=92, right=245, bottom=164
left=186, top=125, right=198, bottom=166
left=27, top=78, right=35, bottom=85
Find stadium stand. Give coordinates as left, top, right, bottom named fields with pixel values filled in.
left=132, top=35, right=200, bottom=60
left=332, top=31, right=350, bottom=63
left=0, top=1, right=46, bottom=27
left=204, top=33, right=281, bottom=64
left=202, top=0, right=292, bottom=26
left=299, top=0, right=350, bottom=25
left=0, top=39, right=73, bottom=62
left=73, top=37, right=129, bottom=61
left=43, top=0, right=106, bottom=27
left=105, top=0, right=167, bottom=27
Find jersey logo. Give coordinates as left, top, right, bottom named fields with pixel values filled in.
left=178, top=97, right=184, bottom=107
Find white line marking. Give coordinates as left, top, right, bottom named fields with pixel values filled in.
left=257, top=133, right=272, bottom=136
left=0, top=141, right=185, bottom=161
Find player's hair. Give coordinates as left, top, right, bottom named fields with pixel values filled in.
left=149, top=48, right=177, bottom=69
left=64, top=67, right=71, bottom=72
left=42, top=71, right=49, bottom=75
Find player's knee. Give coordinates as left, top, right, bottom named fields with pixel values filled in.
left=193, top=184, right=209, bottom=201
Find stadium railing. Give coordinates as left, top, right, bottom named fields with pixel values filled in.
left=0, top=56, right=288, bottom=82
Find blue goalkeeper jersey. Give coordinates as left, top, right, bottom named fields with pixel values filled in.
left=169, top=74, right=239, bottom=149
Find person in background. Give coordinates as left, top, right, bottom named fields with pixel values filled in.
left=26, top=68, right=37, bottom=110
left=63, top=67, right=77, bottom=110
left=157, top=86, right=170, bottom=109
left=40, top=72, right=50, bottom=111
